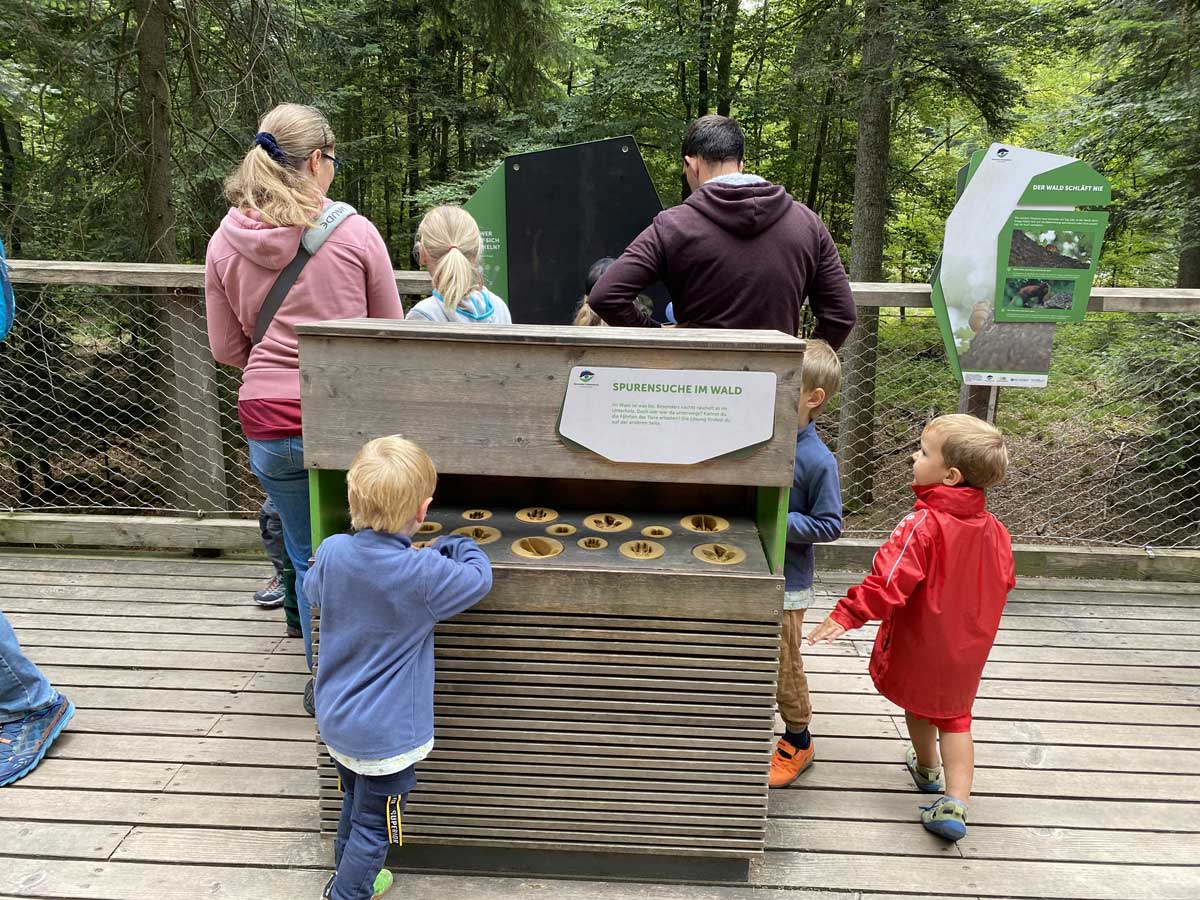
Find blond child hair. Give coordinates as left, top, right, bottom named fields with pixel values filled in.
left=224, top=104, right=335, bottom=227
left=347, top=436, right=438, bottom=534
left=801, top=339, right=841, bottom=416
left=417, top=206, right=485, bottom=317
left=925, top=414, right=1008, bottom=489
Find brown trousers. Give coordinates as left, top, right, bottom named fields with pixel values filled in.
left=776, top=608, right=813, bottom=733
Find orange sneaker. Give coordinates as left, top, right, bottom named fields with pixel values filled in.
left=769, top=737, right=814, bottom=787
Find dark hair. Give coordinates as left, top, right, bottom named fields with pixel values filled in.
left=586, top=257, right=615, bottom=294
left=681, top=115, right=744, bottom=163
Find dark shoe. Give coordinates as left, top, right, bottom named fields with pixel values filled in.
left=286, top=625, right=302, bottom=639
left=303, top=678, right=315, bottom=717
left=0, top=693, right=75, bottom=786
left=254, top=574, right=285, bottom=609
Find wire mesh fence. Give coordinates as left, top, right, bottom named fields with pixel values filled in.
left=0, top=280, right=1197, bottom=550
left=817, top=307, right=1200, bottom=550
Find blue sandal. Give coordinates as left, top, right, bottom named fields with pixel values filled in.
left=921, top=795, right=968, bottom=841
left=905, top=745, right=944, bottom=793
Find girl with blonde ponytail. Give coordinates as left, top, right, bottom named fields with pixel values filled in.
left=407, top=206, right=512, bottom=323
left=205, top=103, right=404, bottom=697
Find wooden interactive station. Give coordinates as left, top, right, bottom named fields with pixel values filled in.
left=297, top=321, right=805, bottom=881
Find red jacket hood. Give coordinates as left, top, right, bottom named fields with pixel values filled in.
left=912, top=483, right=987, bottom=519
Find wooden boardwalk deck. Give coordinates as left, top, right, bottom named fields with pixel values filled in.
left=1, top=550, right=1197, bottom=900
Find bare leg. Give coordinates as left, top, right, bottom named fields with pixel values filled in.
left=904, top=711, right=940, bottom=770
left=939, top=729, right=974, bottom=803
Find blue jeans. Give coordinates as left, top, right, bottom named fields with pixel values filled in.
left=0, top=610, right=57, bottom=723
left=248, top=436, right=314, bottom=669
left=331, top=761, right=416, bottom=900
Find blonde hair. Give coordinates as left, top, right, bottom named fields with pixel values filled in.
left=801, top=339, right=841, bottom=416
left=224, top=104, right=335, bottom=227
left=574, top=299, right=605, bottom=326
left=418, top=206, right=484, bottom=316
left=347, top=436, right=438, bottom=534
left=925, top=414, right=1009, bottom=489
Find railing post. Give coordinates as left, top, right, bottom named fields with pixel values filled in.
left=163, top=288, right=228, bottom=512
left=836, top=307, right=880, bottom=511
left=958, top=384, right=999, bottom=422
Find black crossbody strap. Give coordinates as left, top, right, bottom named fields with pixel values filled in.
left=251, top=202, right=357, bottom=346
left=252, top=245, right=311, bottom=345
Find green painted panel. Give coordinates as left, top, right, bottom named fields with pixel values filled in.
left=463, top=163, right=508, bottom=302
left=756, top=486, right=790, bottom=574
left=309, top=469, right=350, bottom=550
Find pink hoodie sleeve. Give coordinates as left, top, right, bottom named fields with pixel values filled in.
left=205, top=252, right=252, bottom=370
left=359, top=219, right=404, bottom=319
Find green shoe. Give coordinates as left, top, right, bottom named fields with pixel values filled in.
left=372, top=869, right=394, bottom=899
left=905, top=745, right=944, bottom=793
left=921, top=795, right=968, bottom=841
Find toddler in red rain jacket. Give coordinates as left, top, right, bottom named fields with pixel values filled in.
left=808, top=414, right=1015, bottom=842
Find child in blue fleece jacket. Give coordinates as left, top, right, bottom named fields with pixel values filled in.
left=309, top=436, right=492, bottom=900
left=769, top=339, right=843, bottom=789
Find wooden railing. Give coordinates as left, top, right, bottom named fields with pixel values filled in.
left=3, top=259, right=1198, bottom=567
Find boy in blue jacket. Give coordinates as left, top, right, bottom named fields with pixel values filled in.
left=309, top=435, right=492, bottom=900
left=769, top=339, right=843, bottom=788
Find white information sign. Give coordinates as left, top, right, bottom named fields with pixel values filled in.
left=558, top=366, right=777, bottom=465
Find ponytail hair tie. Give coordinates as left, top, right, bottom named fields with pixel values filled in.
left=447, top=245, right=459, bottom=251
left=254, top=132, right=289, bottom=166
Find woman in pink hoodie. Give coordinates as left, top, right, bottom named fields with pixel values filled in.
left=205, top=104, right=404, bottom=705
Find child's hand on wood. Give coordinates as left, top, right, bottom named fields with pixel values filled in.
left=806, top=616, right=846, bottom=645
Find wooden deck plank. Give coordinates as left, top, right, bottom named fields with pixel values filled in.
left=809, top=691, right=1200, bottom=726
left=754, top=852, right=1200, bottom=900
left=40, top=731, right=317, bottom=767
left=163, top=764, right=316, bottom=797
left=770, top=788, right=1199, bottom=831
left=4, top=612, right=288, bottom=637
left=0, top=822, right=132, bottom=861
left=24, top=647, right=309, bottom=674
left=0, top=597, right=287, bottom=621
left=0, top=788, right=318, bottom=830
left=768, top=820, right=1200, bottom=865
left=35, top=666, right=254, bottom=691
left=13, top=628, right=284, bottom=654
left=0, top=552, right=271, bottom=577
left=784, top=760, right=1200, bottom=801
left=0, top=860, right=329, bottom=900
left=0, top=569, right=266, bottom=591
left=111, top=826, right=329, bottom=867
left=9, top=759, right=181, bottom=792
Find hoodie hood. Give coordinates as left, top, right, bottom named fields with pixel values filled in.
left=684, top=179, right=793, bottom=237
left=217, top=207, right=304, bottom=271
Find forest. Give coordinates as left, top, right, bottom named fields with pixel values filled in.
left=0, top=0, right=1197, bottom=549
left=1, top=0, right=1197, bottom=290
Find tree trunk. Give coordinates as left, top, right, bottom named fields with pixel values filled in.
left=805, top=85, right=835, bottom=210
left=697, top=0, right=713, bottom=116
left=133, top=0, right=177, bottom=263
left=837, top=0, right=897, bottom=511
left=0, top=120, right=22, bottom=253
left=1178, top=163, right=1200, bottom=288
left=715, top=0, right=739, bottom=116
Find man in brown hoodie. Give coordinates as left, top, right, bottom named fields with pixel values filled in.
left=587, top=115, right=856, bottom=348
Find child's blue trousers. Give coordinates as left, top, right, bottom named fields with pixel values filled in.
left=329, top=760, right=417, bottom=900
